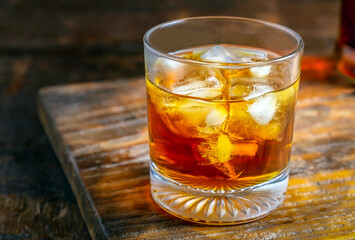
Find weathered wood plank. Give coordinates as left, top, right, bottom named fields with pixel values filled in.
left=38, top=73, right=355, bottom=239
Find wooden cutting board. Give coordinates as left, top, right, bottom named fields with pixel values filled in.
left=38, top=76, right=355, bottom=240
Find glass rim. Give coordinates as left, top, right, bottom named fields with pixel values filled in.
left=143, top=16, right=304, bottom=69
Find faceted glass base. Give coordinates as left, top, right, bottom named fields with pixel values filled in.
left=150, top=162, right=288, bottom=225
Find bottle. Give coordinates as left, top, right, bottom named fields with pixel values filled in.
left=337, top=0, right=355, bottom=83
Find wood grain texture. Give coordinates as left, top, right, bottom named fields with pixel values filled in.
left=38, top=66, right=355, bottom=239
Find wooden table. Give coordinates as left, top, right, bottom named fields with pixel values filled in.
left=37, top=56, right=355, bottom=239
left=0, top=0, right=353, bottom=239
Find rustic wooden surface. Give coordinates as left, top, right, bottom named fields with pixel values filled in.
left=0, top=0, right=347, bottom=238
left=38, top=58, right=355, bottom=239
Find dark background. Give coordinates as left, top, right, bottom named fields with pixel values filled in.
left=0, top=0, right=340, bottom=239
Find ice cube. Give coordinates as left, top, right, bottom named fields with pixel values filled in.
left=157, top=57, right=182, bottom=69
left=193, top=135, right=240, bottom=178
left=200, top=45, right=241, bottom=63
left=153, top=58, right=195, bottom=90
left=228, top=102, right=283, bottom=141
left=171, top=67, right=226, bottom=98
left=162, top=98, right=228, bottom=138
left=192, top=135, right=257, bottom=178
left=227, top=88, right=284, bottom=141
left=152, top=62, right=228, bottom=137
left=244, top=84, right=273, bottom=100
left=248, top=93, right=277, bottom=125
left=240, top=54, right=271, bottom=78
left=172, top=76, right=223, bottom=99
left=205, top=107, right=227, bottom=127
left=172, top=79, right=222, bottom=99
left=236, top=49, right=270, bottom=77
left=216, top=135, right=235, bottom=163
left=153, top=57, right=186, bottom=78
left=250, top=65, right=271, bottom=77
left=194, top=134, right=235, bottom=164
left=230, top=84, right=253, bottom=99
left=222, top=68, right=251, bottom=88
left=229, top=79, right=272, bottom=100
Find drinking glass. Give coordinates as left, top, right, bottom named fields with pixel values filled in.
left=144, top=16, right=303, bottom=225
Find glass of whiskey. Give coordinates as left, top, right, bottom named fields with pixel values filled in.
left=144, top=17, right=304, bottom=225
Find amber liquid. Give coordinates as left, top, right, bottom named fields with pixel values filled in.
left=338, top=0, right=355, bottom=80
left=147, top=46, right=299, bottom=191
